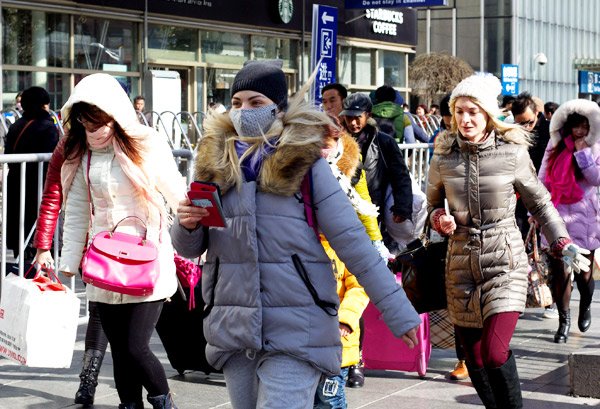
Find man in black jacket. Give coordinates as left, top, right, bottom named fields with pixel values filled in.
left=340, top=93, right=413, bottom=224
left=511, top=92, right=550, bottom=173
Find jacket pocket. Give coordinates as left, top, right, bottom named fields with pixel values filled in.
left=291, top=254, right=338, bottom=317
left=203, top=257, right=219, bottom=319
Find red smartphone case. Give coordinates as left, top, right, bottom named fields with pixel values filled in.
left=187, top=182, right=226, bottom=228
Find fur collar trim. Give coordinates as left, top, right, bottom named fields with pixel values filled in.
left=195, top=100, right=329, bottom=196
left=337, top=134, right=360, bottom=179
left=434, top=128, right=529, bottom=155
left=549, top=99, right=600, bottom=147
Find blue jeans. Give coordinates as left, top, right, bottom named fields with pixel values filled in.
left=223, top=350, right=322, bottom=409
left=314, top=366, right=350, bottom=409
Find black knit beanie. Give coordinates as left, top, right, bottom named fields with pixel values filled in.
left=231, top=60, right=288, bottom=108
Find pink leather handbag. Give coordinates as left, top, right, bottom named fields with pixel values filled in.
left=82, top=216, right=159, bottom=296
left=81, top=152, right=159, bottom=296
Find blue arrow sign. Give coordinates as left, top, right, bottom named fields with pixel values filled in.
left=311, top=5, right=338, bottom=105
left=345, top=0, right=448, bottom=9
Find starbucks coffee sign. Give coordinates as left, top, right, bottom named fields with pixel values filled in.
left=366, top=8, right=404, bottom=36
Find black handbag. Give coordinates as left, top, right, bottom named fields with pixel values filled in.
left=392, top=223, right=448, bottom=314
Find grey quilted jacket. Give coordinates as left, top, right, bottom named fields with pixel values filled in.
left=171, top=102, right=421, bottom=376
left=427, top=130, right=568, bottom=328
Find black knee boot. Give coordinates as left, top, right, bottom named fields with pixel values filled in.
left=554, top=309, right=570, bottom=343
left=578, top=302, right=592, bottom=332
left=147, top=393, right=177, bottom=409
left=466, top=365, right=497, bottom=409
left=74, top=349, right=105, bottom=405
left=486, top=352, right=523, bottom=409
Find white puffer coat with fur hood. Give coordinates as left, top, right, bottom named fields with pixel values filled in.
left=58, top=74, right=187, bottom=304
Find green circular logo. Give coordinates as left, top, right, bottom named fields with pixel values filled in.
left=278, top=0, right=293, bottom=24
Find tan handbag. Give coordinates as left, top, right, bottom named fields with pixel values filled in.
left=525, top=224, right=554, bottom=308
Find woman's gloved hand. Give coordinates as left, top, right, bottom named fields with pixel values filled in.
left=562, top=243, right=591, bottom=274
left=372, top=240, right=391, bottom=261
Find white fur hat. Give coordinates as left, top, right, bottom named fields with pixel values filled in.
left=450, top=74, right=502, bottom=118
left=549, top=99, right=600, bottom=147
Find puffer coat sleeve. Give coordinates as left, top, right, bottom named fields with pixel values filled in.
left=513, top=146, right=567, bottom=245
left=311, top=159, right=420, bottom=338
left=59, top=158, right=90, bottom=273
left=33, top=138, right=65, bottom=250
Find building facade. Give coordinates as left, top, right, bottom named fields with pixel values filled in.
left=416, top=0, right=600, bottom=104
left=1, top=0, right=419, bottom=114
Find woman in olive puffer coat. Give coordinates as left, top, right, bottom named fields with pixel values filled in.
left=427, top=75, right=590, bottom=409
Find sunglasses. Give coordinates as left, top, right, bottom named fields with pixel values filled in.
left=518, top=119, right=535, bottom=126
left=76, top=115, right=89, bottom=124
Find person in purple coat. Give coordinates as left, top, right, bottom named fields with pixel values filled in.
left=538, top=99, right=600, bottom=343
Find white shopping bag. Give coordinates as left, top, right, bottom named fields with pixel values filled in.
left=0, top=272, right=80, bottom=368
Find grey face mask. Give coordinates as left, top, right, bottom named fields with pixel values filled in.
left=229, top=104, right=278, bottom=137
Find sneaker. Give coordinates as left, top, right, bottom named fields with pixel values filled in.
left=543, top=305, right=559, bottom=319
left=450, top=360, right=469, bottom=380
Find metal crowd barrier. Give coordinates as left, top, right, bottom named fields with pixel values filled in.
left=397, top=143, right=433, bottom=192
left=408, top=113, right=442, bottom=138
left=0, top=149, right=195, bottom=323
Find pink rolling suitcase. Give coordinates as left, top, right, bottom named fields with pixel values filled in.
left=362, top=274, right=431, bottom=377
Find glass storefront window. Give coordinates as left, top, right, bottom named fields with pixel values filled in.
left=74, top=15, right=137, bottom=71
left=339, top=46, right=374, bottom=86
left=3, top=8, right=69, bottom=68
left=202, top=32, right=250, bottom=64
left=252, top=36, right=298, bottom=69
left=3, top=71, right=70, bottom=112
left=206, top=68, right=237, bottom=107
left=148, top=25, right=198, bottom=62
left=378, top=50, right=406, bottom=88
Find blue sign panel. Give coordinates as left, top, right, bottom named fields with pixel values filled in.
left=579, top=70, right=600, bottom=95
left=311, top=5, right=338, bottom=105
left=345, top=0, right=448, bottom=9
left=501, top=64, right=519, bottom=96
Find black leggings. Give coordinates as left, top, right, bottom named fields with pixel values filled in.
left=86, top=301, right=109, bottom=351
left=550, top=253, right=595, bottom=312
left=97, top=300, right=168, bottom=403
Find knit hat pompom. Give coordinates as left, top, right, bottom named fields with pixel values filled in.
left=231, top=59, right=288, bottom=109
left=450, top=74, right=502, bottom=118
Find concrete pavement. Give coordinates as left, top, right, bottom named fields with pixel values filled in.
left=0, top=284, right=598, bottom=408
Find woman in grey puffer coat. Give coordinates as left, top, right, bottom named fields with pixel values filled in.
left=427, top=75, right=590, bottom=409
left=170, top=60, right=420, bottom=409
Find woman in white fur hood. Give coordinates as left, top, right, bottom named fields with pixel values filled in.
left=58, top=73, right=186, bottom=409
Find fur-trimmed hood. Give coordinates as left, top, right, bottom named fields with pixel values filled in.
left=549, top=99, right=600, bottom=147
left=195, top=99, right=330, bottom=196
left=433, top=128, right=529, bottom=155
left=337, top=133, right=360, bottom=179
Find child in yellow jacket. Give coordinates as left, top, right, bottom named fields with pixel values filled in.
left=314, top=118, right=383, bottom=408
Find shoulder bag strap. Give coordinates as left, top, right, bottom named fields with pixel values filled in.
left=86, top=150, right=154, bottom=240
left=12, top=119, right=35, bottom=151
left=300, top=169, right=319, bottom=238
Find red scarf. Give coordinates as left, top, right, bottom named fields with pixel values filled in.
left=545, top=135, right=584, bottom=206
